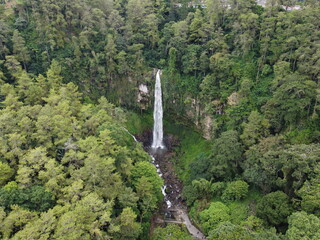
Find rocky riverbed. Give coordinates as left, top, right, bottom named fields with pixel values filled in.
left=136, top=130, right=205, bottom=239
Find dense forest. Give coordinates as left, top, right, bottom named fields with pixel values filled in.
left=1, top=0, right=320, bottom=239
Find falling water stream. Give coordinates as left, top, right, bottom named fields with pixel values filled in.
left=151, top=70, right=165, bottom=149
left=151, top=69, right=172, bottom=209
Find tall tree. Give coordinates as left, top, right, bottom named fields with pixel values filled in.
left=12, top=30, right=30, bottom=69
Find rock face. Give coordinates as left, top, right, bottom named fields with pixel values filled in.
left=139, top=84, right=148, bottom=94
left=227, top=92, right=241, bottom=106
left=136, top=129, right=179, bottom=152
left=183, top=96, right=218, bottom=140
left=202, top=115, right=213, bottom=140
left=137, top=69, right=160, bottom=110
left=136, top=129, right=152, bottom=148
left=137, top=83, right=150, bottom=110
left=175, top=95, right=215, bottom=140
left=164, top=134, right=180, bottom=150
left=185, top=97, right=201, bottom=126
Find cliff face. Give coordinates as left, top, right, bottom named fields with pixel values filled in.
left=138, top=83, right=150, bottom=110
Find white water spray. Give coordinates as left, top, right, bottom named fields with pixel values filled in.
left=152, top=70, right=165, bottom=149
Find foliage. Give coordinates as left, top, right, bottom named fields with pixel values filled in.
left=211, top=182, right=226, bottom=197
left=0, top=162, right=14, bottom=186
left=192, top=178, right=214, bottom=200
left=208, top=221, right=254, bottom=240
left=163, top=117, right=210, bottom=182
left=199, top=201, right=231, bottom=234
left=240, top=111, right=270, bottom=147
left=297, top=176, right=320, bottom=215
left=0, top=62, right=161, bottom=239
left=189, top=153, right=211, bottom=181
left=152, top=224, right=193, bottom=240
left=182, top=185, right=198, bottom=206
left=256, top=191, right=293, bottom=226
left=1, top=0, right=320, bottom=238
left=286, top=211, right=320, bottom=240
left=0, top=185, right=55, bottom=212
left=221, top=180, right=249, bottom=202
left=131, top=161, right=163, bottom=201
left=208, top=130, right=244, bottom=180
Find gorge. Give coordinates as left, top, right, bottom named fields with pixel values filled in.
left=149, top=69, right=205, bottom=239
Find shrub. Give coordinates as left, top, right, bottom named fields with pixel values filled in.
left=222, top=180, right=249, bottom=201
left=256, top=191, right=292, bottom=226
left=200, top=202, right=230, bottom=234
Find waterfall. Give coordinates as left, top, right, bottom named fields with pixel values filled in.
left=152, top=70, right=165, bottom=149
left=124, top=73, right=205, bottom=238
left=122, top=127, right=138, bottom=142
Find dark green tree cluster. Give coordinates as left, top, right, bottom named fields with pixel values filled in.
left=152, top=224, right=193, bottom=240
left=172, top=2, right=320, bottom=238
left=0, top=60, right=163, bottom=239
left=1, top=0, right=320, bottom=239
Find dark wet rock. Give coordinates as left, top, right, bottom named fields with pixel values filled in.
left=164, top=134, right=180, bottom=150
left=134, top=129, right=205, bottom=239
left=135, top=130, right=179, bottom=151
left=136, top=129, right=152, bottom=147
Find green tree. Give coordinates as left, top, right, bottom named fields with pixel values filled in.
left=241, top=111, right=270, bottom=147
left=208, top=221, right=254, bottom=240
left=12, top=206, right=62, bottom=240
left=152, top=224, right=192, bottom=240
left=143, top=13, right=159, bottom=48
left=0, top=185, right=55, bottom=212
left=76, top=152, right=122, bottom=200
left=264, top=73, right=316, bottom=129
left=242, top=136, right=283, bottom=192
left=16, top=71, right=34, bottom=101
left=192, top=178, right=213, bottom=200
left=0, top=162, right=14, bottom=186
left=131, top=161, right=163, bottom=201
left=221, top=180, right=249, bottom=201
left=136, top=176, right=158, bottom=220
left=232, top=12, right=259, bottom=56
left=4, top=55, right=23, bottom=78
left=105, top=34, right=117, bottom=83
left=189, top=153, right=211, bottom=181
left=54, top=193, right=113, bottom=240
left=209, top=130, right=243, bottom=180
left=286, top=211, right=320, bottom=240
left=46, top=60, right=63, bottom=91
left=181, top=44, right=201, bottom=75
left=200, top=202, right=231, bottom=234
left=206, top=0, right=227, bottom=28
left=117, top=187, right=139, bottom=209
left=16, top=147, right=52, bottom=187
left=117, top=207, right=142, bottom=239
left=189, top=9, right=206, bottom=43
left=256, top=191, right=292, bottom=226
left=12, top=30, right=30, bottom=69
left=116, top=51, right=130, bottom=75
left=297, top=176, right=320, bottom=214
left=0, top=205, right=37, bottom=239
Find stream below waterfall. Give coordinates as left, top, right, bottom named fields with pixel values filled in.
left=123, top=127, right=205, bottom=240
left=149, top=147, right=205, bottom=240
